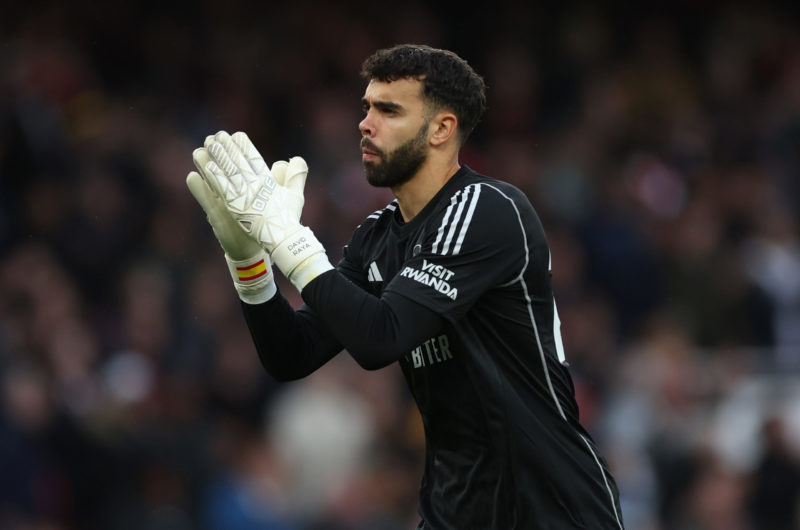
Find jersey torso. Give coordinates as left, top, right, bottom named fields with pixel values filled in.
left=338, top=166, right=623, bottom=529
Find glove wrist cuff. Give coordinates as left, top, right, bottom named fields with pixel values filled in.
left=270, top=226, right=333, bottom=291
left=225, top=251, right=277, bottom=304
left=289, top=254, right=335, bottom=292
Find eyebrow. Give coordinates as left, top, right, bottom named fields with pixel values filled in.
left=361, top=98, right=403, bottom=113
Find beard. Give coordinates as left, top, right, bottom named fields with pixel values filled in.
left=361, top=121, right=429, bottom=188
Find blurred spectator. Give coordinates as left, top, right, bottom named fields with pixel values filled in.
left=747, top=416, right=800, bottom=529
left=265, top=358, right=376, bottom=524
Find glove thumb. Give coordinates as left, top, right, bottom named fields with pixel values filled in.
left=283, top=156, right=308, bottom=196
left=270, top=160, right=289, bottom=186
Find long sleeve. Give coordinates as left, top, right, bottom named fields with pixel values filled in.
left=300, top=270, right=444, bottom=370
left=240, top=291, right=343, bottom=381
left=241, top=270, right=444, bottom=378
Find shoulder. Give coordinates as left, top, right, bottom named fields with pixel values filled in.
left=345, top=199, right=398, bottom=252
left=421, top=171, right=538, bottom=256
left=472, top=171, right=534, bottom=212
left=340, top=200, right=398, bottom=272
left=357, top=199, right=399, bottom=230
left=350, top=199, right=399, bottom=245
left=433, top=169, right=537, bottom=232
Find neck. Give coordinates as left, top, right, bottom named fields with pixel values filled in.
left=392, top=155, right=461, bottom=222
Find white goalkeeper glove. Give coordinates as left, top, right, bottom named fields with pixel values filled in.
left=187, top=155, right=278, bottom=304
left=196, top=130, right=333, bottom=292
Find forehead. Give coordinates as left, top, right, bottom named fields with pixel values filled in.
left=363, top=78, right=424, bottom=106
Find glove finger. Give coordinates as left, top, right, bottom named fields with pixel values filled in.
left=216, top=132, right=260, bottom=189
left=203, top=134, right=217, bottom=148
left=216, top=130, right=243, bottom=162
left=208, top=141, right=257, bottom=205
left=207, top=139, right=237, bottom=178
left=210, top=133, right=263, bottom=195
left=232, top=131, right=270, bottom=176
left=210, top=130, right=232, bottom=148
left=207, top=131, right=237, bottom=176
left=187, top=170, right=224, bottom=217
left=193, top=148, right=225, bottom=199
left=204, top=156, right=238, bottom=204
left=270, top=160, right=289, bottom=186
left=283, top=156, right=309, bottom=196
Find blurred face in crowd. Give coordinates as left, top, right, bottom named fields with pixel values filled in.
left=359, top=78, right=431, bottom=188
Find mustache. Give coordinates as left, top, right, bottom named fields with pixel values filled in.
left=360, top=138, right=383, bottom=156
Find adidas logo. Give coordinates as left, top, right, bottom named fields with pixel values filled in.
left=367, top=261, right=383, bottom=282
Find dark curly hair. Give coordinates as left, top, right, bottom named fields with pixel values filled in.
left=361, top=44, right=487, bottom=145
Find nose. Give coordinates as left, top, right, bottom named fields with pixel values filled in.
left=359, top=113, right=373, bottom=137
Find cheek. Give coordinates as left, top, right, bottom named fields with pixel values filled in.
left=385, top=123, right=414, bottom=148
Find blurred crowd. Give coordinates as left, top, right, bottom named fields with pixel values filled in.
left=1, top=1, right=800, bottom=529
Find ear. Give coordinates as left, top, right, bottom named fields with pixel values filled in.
left=429, top=111, right=458, bottom=147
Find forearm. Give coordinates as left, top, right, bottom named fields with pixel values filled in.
left=301, top=270, right=444, bottom=370
left=241, top=291, right=342, bottom=381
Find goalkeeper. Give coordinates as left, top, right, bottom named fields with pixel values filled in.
left=187, top=44, right=624, bottom=529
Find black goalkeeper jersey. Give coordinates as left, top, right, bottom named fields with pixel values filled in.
left=242, top=166, right=624, bottom=529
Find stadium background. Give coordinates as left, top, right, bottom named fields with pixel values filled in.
left=1, top=1, right=800, bottom=529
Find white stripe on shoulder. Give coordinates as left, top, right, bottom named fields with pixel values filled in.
left=431, top=190, right=462, bottom=253
left=452, top=184, right=481, bottom=255
left=440, top=185, right=474, bottom=255
left=365, top=200, right=398, bottom=221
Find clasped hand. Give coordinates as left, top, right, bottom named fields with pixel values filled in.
left=187, top=130, right=333, bottom=295
left=193, top=130, right=307, bottom=254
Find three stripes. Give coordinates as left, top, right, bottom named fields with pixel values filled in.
left=432, top=183, right=481, bottom=255
left=365, top=183, right=483, bottom=257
